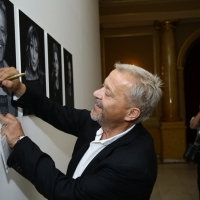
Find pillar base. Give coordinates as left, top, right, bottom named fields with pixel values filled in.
left=161, top=121, right=186, bottom=163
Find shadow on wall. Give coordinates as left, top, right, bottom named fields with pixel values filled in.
left=0, top=115, right=77, bottom=200
left=25, top=116, right=77, bottom=157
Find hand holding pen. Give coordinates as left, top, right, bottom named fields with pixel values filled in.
left=0, top=72, right=25, bottom=87
left=0, top=67, right=27, bottom=98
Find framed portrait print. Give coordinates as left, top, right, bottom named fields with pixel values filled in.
left=19, top=10, right=46, bottom=115
left=0, top=1, right=17, bottom=116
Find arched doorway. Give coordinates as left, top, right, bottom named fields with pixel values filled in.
left=184, top=38, right=200, bottom=144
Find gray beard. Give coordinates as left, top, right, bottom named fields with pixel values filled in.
left=90, top=111, right=102, bottom=124
left=90, top=110, right=111, bottom=131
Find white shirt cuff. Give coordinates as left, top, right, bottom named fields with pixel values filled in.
left=13, top=95, right=19, bottom=101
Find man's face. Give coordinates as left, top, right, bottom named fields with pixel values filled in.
left=53, top=52, right=59, bottom=78
left=0, top=9, right=7, bottom=63
left=91, top=69, right=133, bottom=126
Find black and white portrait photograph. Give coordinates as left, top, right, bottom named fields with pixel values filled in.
left=48, top=34, right=63, bottom=105
left=19, top=10, right=46, bottom=115
left=63, top=48, right=74, bottom=107
left=0, top=1, right=17, bottom=116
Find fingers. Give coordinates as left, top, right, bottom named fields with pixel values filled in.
left=0, top=67, right=22, bottom=94
left=0, top=66, right=19, bottom=76
left=0, top=113, right=11, bottom=137
left=0, top=67, right=19, bottom=88
left=0, top=67, right=19, bottom=81
left=0, top=115, right=8, bottom=138
left=0, top=113, right=21, bottom=129
left=0, top=113, right=25, bottom=148
left=0, top=113, right=7, bottom=125
left=0, top=113, right=15, bottom=124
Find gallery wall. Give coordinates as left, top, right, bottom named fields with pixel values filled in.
left=0, top=0, right=101, bottom=199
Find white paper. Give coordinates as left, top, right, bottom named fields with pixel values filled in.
left=0, top=134, right=12, bottom=173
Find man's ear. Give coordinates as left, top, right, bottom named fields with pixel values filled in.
left=125, top=108, right=140, bottom=121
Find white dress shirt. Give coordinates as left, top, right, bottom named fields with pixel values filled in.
left=72, top=124, right=135, bottom=179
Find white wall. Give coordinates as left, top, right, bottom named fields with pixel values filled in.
left=0, top=0, right=101, bottom=199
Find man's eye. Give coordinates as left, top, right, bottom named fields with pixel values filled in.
left=105, top=93, right=110, bottom=97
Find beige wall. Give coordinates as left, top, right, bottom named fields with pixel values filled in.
left=0, top=1, right=101, bottom=200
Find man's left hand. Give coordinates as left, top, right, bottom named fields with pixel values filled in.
left=0, top=113, right=25, bottom=149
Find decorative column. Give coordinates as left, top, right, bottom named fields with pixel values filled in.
left=160, top=21, right=181, bottom=122
left=155, top=20, right=186, bottom=163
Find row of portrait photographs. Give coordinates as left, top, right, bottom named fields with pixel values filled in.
left=0, top=1, right=74, bottom=117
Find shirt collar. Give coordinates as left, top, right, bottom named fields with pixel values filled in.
left=94, top=124, right=135, bottom=146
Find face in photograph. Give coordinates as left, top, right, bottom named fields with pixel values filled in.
left=25, top=26, right=40, bottom=80
left=67, top=59, right=72, bottom=94
left=64, top=49, right=74, bottom=107
left=52, top=47, right=59, bottom=80
left=48, top=35, right=63, bottom=105
left=29, top=30, right=39, bottom=72
left=51, top=43, right=60, bottom=90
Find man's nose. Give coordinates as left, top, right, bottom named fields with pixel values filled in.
left=93, top=88, right=103, bottom=99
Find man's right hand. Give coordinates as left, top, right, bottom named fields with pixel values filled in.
left=0, top=67, right=26, bottom=98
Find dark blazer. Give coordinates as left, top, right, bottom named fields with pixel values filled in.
left=8, top=86, right=157, bottom=200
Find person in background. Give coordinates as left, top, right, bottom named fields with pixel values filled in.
left=24, top=25, right=45, bottom=93
left=190, top=105, right=200, bottom=199
left=0, top=63, right=163, bottom=200
left=0, top=1, right=17, bottom=116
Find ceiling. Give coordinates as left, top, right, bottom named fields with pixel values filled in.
left=99, top=0, right=200, bottom=28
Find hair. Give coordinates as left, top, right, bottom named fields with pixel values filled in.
left=114, top=63, right=163, bottom=124
left=25, top=25, right=45, bottom=88
left=0, top=1, right=7, bottom=34
left=26, top=25, right=40, bottom=72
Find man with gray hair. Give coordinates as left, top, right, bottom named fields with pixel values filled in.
left=0, top=63, right=162, bottom=200
left=0, top=1, right=17, bottom=116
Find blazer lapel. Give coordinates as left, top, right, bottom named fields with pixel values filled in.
left=66, top=125, right=99, bottom=177
left=81, top=123, right=142, bottom=176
